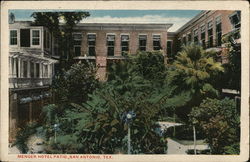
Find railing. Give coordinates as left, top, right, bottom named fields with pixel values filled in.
left=9, top=78, right=52, bottom=89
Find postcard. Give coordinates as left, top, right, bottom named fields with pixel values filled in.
left=1, top=1, right=249, bottom=162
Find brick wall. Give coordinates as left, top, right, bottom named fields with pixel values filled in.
left=77, top=28, right=169, bottom=80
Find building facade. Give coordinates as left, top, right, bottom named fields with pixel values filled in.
left=169, top=10, right=241, bottom=100
left=9, top=21, right=57, bottom=141
left=72, top=23, right=173, bottom=80
left=169, top=10, right=241, bottom=63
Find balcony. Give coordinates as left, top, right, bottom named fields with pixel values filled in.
left=9, top=78, right=52, bottom=89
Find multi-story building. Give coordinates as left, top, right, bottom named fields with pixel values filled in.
left=72, top=23, right=173, bottom=80
left=9, top=20, right=57, bottom=141
left=170, top=10, right=241, bottom=63
left=169, top=10, right=241, bottom=102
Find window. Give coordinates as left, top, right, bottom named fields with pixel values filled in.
left=139, top=35, right=147, bottom=51
left=121, top=35, right=129, bottom=55
left=10, top=30, right=17, bottom=45
left=30, top=62, right=34, bottom=78
left=215, top=16, right=222, bottom=46
left=182, top=36, right=186, bottom=45
left=193, top=29, right=199, bottom=44
left=200, top=25, right=206, bottom=48
left=73, top=33, right=82, bottom=56
left=153, top=35, right=161, bottom=50
left=88, top=34, right=96, bottom=56
left=207, top=21, right=213, bottom=48
left=32, top=30, right=40, bottom=46
left=167, top=41, right=173, bottom=57
left=187, top=33, right=192, bottom=43
left=107, top=34, right=115, bottom=56
left=20, top=29, right=30, bottom=47
left=22, top=61, right=28, bottom=78
left=229, top=11, right=241, bottom=29
left=36, top=63, right=40, bottom=78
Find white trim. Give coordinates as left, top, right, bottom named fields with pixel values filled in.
left=30, top=29, right=41, bottom=48
left=72, top=32, right=83, bottom=41
left=120, top=33, right=130, bottom=36
left=106, top=33, right=116, bottom=36
left=87, top=33, right=97, bottom=35
left=9, top=29, right=18, bottom=47
left=152, top=33, right=161, bottom=36
left=138, top=33, right=147, bottom=36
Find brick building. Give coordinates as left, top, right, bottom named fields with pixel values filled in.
left=9, top=21, right=57, bottom=141
left=169, top=10, right=241, bottom=63
left=71, top=23, right=173, bottom=80
left=169, top=10, right=241, bottom=100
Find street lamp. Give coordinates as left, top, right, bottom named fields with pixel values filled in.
left=53, top=123, right=59, bottom=143
left=121, top=111, right=136, bottom=154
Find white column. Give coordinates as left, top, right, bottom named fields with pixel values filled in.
left=48, top=64, right=52, bottom=78
left=18, top=58, right=21, bottom=78
left=13, top=58, right=17, bottom=78
left=27, top=61, right=30, bottom=78
left=34, top=63, right=36, bottom=78
left=40, top=63, right=43, bottom=78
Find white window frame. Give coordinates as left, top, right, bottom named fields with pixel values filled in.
left=138, top=34, right=147, bottom=51
left=121, top=34, right=130, bottom=54
left=72, top=33, right=83, bottom=56
left=87, top=33, right=96, bottom=56
left=229, top=11, right=241, bottom=30
left=152, top=34, right=161, bottom=50
left=10, top=29, right=18, bottom=47
left=31, top=29, right=41, bottom=47
left=193, top=28, right=198, bottom=36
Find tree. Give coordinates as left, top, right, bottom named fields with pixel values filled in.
left=43, top=51, right=189, bottom=154
left=52, top=62, right=99, bottom=104
left=221, top=30, right=241, bottom=91
left=168, top=44, right=224, bottom=119
left=31, top=11, right=90, bottom=69
left=189, top=98, right=240, bottom=154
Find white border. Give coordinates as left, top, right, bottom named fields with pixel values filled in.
left=1, top=1, right=249, bottom=162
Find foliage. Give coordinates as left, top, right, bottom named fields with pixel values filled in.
left=221, top=31, right=241, bottom=91
left=168, top=43, right=224, bottom=96
left=52, top=62, right=99, bottom=104
left=167, top=44, right=224, bottom=120
left=189, top=98, right=240, bottom=154
left=13, top=122, right=39, bottom=153
left=44, top=51, right=189, bottom=154
left=31, top=11, right=90, bottom=68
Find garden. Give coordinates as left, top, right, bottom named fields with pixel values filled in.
left=14, top=42, right=240, bottom=154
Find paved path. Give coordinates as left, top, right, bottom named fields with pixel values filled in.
left=167, top=138, right=210, bottom=154
left=9, top=135, right=45, bottom=154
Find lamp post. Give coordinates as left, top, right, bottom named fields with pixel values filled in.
left=193, top=125, right=197, bottom=155
left=53, top=123, right=59, bottom=143
left=121, top=111, right=136, bottom=154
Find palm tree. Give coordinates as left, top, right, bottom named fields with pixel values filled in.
left=168, top=43, right=224, bottom=123
left=168, top=44, right=224, bottom=151
left=169, top=43, right=224, bottom=101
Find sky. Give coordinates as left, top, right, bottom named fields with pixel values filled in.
left=9, top=10, right=201, bottom=32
